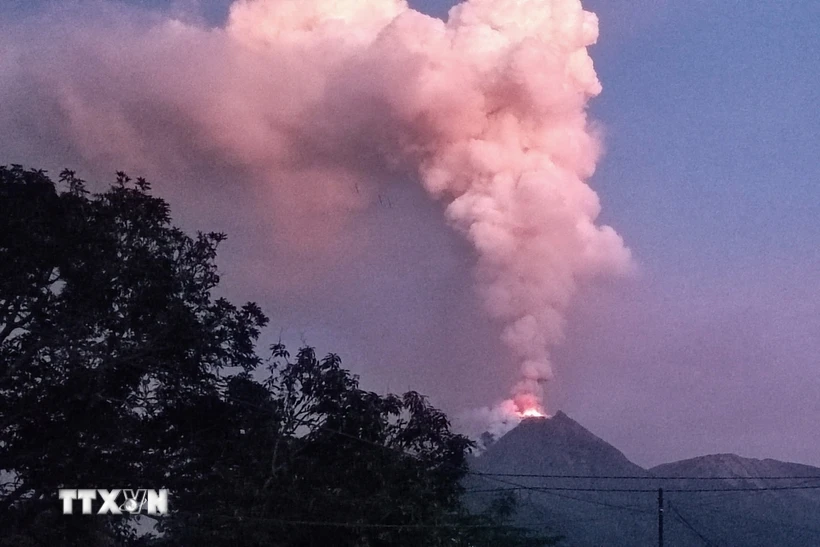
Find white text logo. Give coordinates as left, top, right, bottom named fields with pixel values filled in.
left=58, top=489, right=168, bottom=515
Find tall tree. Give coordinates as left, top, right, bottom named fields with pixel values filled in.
left=0, top=165, right=267, bottom=544
left=158, top=345, right=557, bottom=547
left=0, top=165, right=557, bottom=546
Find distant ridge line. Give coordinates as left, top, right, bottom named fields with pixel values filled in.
left=466, top=483, right=820, bottom=494
left=470, top=472, right=820, bottom=480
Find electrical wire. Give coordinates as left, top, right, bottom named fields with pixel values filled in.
left=468, top=472, right=654, bottom=516
left=668, top=501, right=719, bottom=547
left=173, top=514, right=530, bottom=530
left=464, top=483, right=820, bottom=494
left=470, top=471, right=820, bottom=480
left=225, top=393, right=820, bottom=496
left=670, top=489, right=820, bottom=537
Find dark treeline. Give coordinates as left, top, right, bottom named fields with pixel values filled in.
left=0, top=165, right=559, bottom=546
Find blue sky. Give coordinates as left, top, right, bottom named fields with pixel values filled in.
left=553, top=0, right=820, bottom=464
left=587, top=0, right=819, bottom=274
left=16, top=0, right=809, bottom=278
left=3, top=0, right=819, bottom=466
left=11, top=0, right=818, bottom=268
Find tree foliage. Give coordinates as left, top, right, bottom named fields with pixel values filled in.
left=0, top=165, right=557, bottom=546
left=0, top=165, right=267, bottom=544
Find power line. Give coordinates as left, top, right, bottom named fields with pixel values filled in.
left=464, top=483, right=820, bottom=494
left=468, top=473, right=653, bottom=516
left=218, top=393, right=820, bottom=547
left=659, top=478, right=820, bottom=505
left=219, top=391, right=820, bottom=546
left=468, top=486, right=661, bottom=493
left=667, top=484, right=820, bottom=493
left=227, top=393, right=820, bottom=494
left=226, top=393, right=820, bottom=496
left=471, top=472, right=820, bottom=480
left=171, top=511, right=554, bottom=530
left=11, top=354, right=819, bottom=541
left=673, top=491, right=820, bottom=537
left=668, top=501, right=719, bottom=547
left=65, top=366, right=820, bottom=491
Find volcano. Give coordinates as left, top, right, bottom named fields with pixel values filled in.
left=467, top=411, right=820, bottom=546
left=473, top=411, right=648, bottom=478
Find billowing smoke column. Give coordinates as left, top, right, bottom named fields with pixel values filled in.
left=229, top=0, right=635, bottom=416
left=1, top=0, right=633, bottom=423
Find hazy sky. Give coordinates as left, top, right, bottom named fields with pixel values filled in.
left=2, top=0, right=818, bottom=468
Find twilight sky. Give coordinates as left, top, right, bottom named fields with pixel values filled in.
left=1, top=0, right=818, bottom=467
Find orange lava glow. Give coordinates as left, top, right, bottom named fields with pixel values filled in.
left=520, top=408, right=546, bottom=418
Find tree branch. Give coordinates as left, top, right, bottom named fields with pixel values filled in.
left=0, top=481, right=31, bottom=513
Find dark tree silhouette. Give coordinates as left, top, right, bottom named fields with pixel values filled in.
left=158, top=345, right=558, bottom=546
left=0, top=165, right=557, bottom=546
left=0, top=165, right=267, bottom=544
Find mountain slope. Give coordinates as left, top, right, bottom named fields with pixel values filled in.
left=652, top=452, right=820, bottom=482
left=650, top=454, right=820, bottom=547
left=473, top=411, right=647, bottom=478
left=467, top=412, right=820, bottom=546
left=468, top=412, right=657, bottom=546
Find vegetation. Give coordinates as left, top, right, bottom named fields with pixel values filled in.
left=0, top=165, right=558, bottom=546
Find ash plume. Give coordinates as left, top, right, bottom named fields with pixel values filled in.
left=0, top=0, right=633, bottom=424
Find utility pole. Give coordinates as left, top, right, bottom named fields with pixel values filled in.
left=658, top=487, right=664, bottom=547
